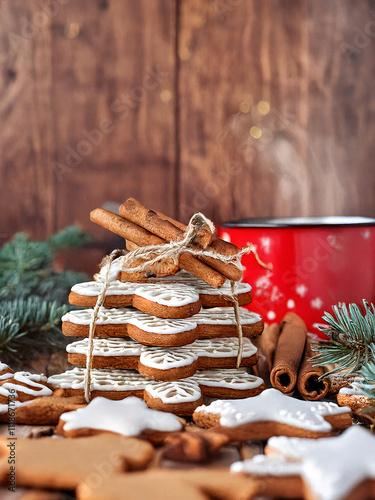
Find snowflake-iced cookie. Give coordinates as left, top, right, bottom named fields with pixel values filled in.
left=193, top=388, right=352, bottom=439
left=69, top=272, right=253, bottom=309
left=56, top=396, right=183, bottom=442
left=48, top=367, right=265, bottom=415
left=70, top=281, right=201, bottom=319
left=66, top=337, right=258, bottom=380
left=62, top=306, right=263, bottom=345
left=231, top=426, right=375, bottom=500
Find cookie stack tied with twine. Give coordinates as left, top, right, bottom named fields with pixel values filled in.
left=48, top=199, right=271, bottom=415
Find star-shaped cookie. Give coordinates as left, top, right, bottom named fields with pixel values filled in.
left=231, top=426, right=375, bottom=500
left=193, top=388, right=352, bottom=439
left=57, top=396, right=183, bottom=439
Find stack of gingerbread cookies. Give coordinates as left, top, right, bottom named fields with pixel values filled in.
left=48, top=199, right=266, bottom=415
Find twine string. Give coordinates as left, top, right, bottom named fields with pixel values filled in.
left=84, top=249, right=126, bottom=403
left=230, top=281, right=244, bottom=368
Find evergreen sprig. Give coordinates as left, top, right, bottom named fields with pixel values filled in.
left=311, top=300, right=375, bottom=402
left=0, top=226, right=91, bottom=365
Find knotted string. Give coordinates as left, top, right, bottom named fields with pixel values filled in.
left=84, top=249, right=126, bottom=402
left=84, top=213, right=272, bottom=402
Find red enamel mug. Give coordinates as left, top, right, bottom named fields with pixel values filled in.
left=218, top=217, right=375, bottom=337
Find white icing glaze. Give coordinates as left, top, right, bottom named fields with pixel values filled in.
left=0, top=372, right=52, bottom=399
left=0, top=400, right=33, bottom=414
left=71, top=271, right=251, bottom=300
left=62, top=307, right=137, bottom=325
left=194, top=307, right=262, bottom=325
left=145, top=379, right=201, bottom=404
left=192, top=368, right=264, bottom=390
left=60, top=396, right=182, bottom=435
left=338, top=386, right=363, bottom=396
left=48, top=367, right=151, bottom=392
left=129, top=315, right=197, bottom=334
left=194, top=388, right=350, bottom=431
left=48, top=367, right=264, bottom=404
left=67, top=338, right=143, bottom=357
left=63, top=306, right=260, bottom=333
left=231, top=455, right=302, bottom=476
left=134, top=283, right=199, bottom=307
left=0, top=362, right=12, bottom=372
left=188, top=337, right=257, bottom=358
left=72, top=280, right=139, bottom=297
left=265, top=427, right=375, bottom=500
left=140, top=348, right=197, bottom=370
left=66, top=337, right=256, bottom=366
left=63, top=307, right=197, bottom=334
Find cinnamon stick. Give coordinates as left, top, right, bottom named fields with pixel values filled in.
left=297, top=337, right=329, bottom=401
left=257, top=323, right=280, bottom=373
left=270, top=313, right=307, bottom=395
left=120, top=198, right=242, bottom=282
left=90, top=208, right=226, bottom=288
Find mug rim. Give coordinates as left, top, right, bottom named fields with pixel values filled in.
left=221, top=216, right=375, bottom=228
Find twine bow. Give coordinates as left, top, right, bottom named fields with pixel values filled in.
left=84, top=213, right=272, bottom=402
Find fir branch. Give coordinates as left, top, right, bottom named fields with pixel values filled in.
left=0, top=226, right=90, bottom=364
left=352, top=344, right=375, bottom=401
left=47, top=225, right=92, bottom=252
left=311, top=300, right=375, bottom=376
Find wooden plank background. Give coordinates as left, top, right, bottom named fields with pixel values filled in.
left=1, top=0, right=375, bottom=250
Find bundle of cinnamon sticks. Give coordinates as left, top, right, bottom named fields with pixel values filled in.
left=90, top=198, right=244, bottom=287
left=254, top=312, right=330, bottom=401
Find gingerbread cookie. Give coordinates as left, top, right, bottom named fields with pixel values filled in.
left=62, top=306, right=263, bottom=345
left=193, top=388, right=352, bottom=439
left=76, top=468, right=260, bottom=500
left=66, top=337, right=258, bottom=380
left=48, top=367, right=265, bottom=415
left=69, top=272, right=252, bottom=310
left=0, top=365, right=53, bottom=423
left=56, top=396, right=183, bottom=441
left=69, top=281, right=201, bottom=319
left=231, top=426, right=375, bottom=500
left=337, top=387, right=375, bottom=414
left=0, top=434, right=154, bottom=491
left=1, top=395, right=87, bottom=425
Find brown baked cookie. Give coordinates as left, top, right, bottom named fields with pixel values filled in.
left=69, top=282, right=201, bottom=319
left=61, top=306, right=263, bottom=345
left=0, top=434, right=154, bottom=491
left=55, top=396, right=183, bottom=445
left=48, top=367, right=265, bottom=415
left=76, top=468, right=260, bottom=500
left=66, top=337, right=258, bottom=381
left=231, top=426, right=375, bottom=500
left=69, top=271, right=253, bottom=309
left=0, top=395, right=86, bottom=425
left=0, top=364, right=56, bottom=424
left=337, top=387, right=375, bottom=414
left=193, top=388, right=352, bottom=440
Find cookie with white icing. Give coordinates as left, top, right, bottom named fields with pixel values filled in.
left=193, top=388, right=352, bottom=439
left=337, top=386, right=375, bottom=414
left=56, top=396, right=183, bottom=442
left=66, top=337, right=258, bottom=381
left=48, top=367, right=265, bottom=415
left=231, top=427, right=375, bottom=500
left=69, top=282, right=201, bottom=319
left=69, top=273, right=253, bottom=310
left=61, top=306, right=263, bottom=346
left=0, top=367, right=52, bottom=405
